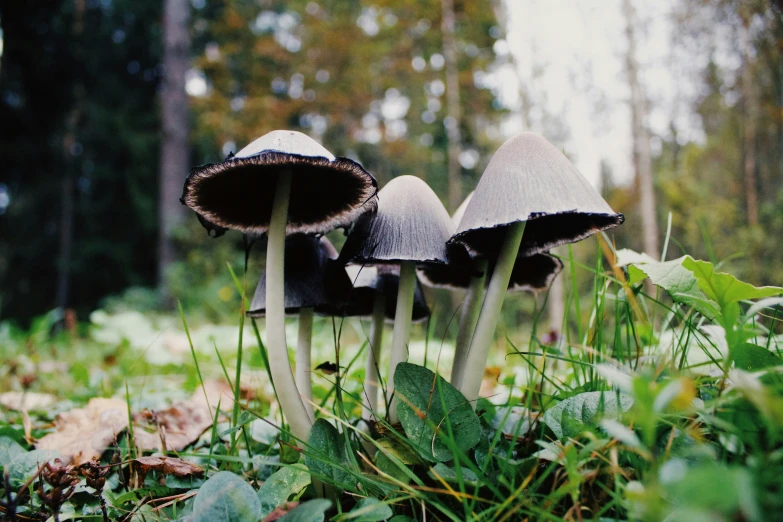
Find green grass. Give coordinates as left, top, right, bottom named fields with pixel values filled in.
left=0, top=242, right=781, bottom=521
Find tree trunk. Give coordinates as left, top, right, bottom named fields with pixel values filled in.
left=441, top=0, right=462, bottom=212
left=547, top=253, right=565, bottom=334
left=740, top=14, right=759, bottom=227
left=56, top=0, right=85, bottom=310
left=623, top=0, right=659, bottom=259
left=158, top=0, right=190, bottom=297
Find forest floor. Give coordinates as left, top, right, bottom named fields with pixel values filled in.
left=1, top=248, right=782, bottom=521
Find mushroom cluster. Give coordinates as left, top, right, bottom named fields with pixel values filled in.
left=181, top=130, right=623, bottom=441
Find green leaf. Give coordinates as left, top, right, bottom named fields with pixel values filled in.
left=542, top=392, right=634, bottom=439
left=732, top=343, right=783, bottom=371
left=682, top=257, right=782, bottom=308
left=374, top=450, right=410, bottom=485
left=624, top=256, right=721, bottom=319
left=661, top=461, right=760, bottom=520
left=277, top=499, right=332, bottom=522
left=7, top=449, right=59, bottom=489
left=305, top=419, right=355, bottom=490
left=257, top=464, right=311, bottom=518
left=429, top=462, right=480, bottom=486
left=615, top=248, right=659, bottom=267
left=345, top=497, right=393, bottom=521
left=393, top=363, right=481, bottom=461
left=373, top=437, right=422, bottom=485
left=0, top=436, right=26, bottom=467
left=389, top=517, right=417, bottom=522
left=193, top=471, right=262, bottom=522
left=626, top=265, right=648, bottom=285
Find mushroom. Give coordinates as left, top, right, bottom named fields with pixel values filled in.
left=344, top=264, right=430, bottom=419
left=419, top=192, right=563, bottom=388
left=181, top=130, right=377, bottom=443
left=247, top=235, right=351, bottom=419
left=449, top=133, right=623, bottom=405
left=339, top=175, right=452, bottom=422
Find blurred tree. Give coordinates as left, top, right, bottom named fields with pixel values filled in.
left=0, top=0, right=163, bottom=323
left=441, top=0, right=462, bottom=212
left=158, top=0, right=190, bottom=302
left=623, top=0, right=659, bottom=260
left=188, top=0, right=503, bottom=203
left=660, top=0, right=783, bottom=285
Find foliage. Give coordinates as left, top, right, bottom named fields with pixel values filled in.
left=1, top=245, right=781, bottom=520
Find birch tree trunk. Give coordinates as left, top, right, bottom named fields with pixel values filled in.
left=158, top=0, right=190, bottom=297
left=441, top=0, right=462, bottom=212
left=623, top=0, right=659, bottom=259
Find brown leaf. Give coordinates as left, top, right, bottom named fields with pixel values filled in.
left=132, top=379, right=235, bottom=452
left=263, top=502, right=299, bottom=521
left=134, top=456, right=204, bottom=478
left=36, top=398, right=129, bottom=465
left=132, top=456, right=203, bottom=487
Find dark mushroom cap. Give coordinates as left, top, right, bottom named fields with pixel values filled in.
left=247, top=235, right=351, bottom=317
left=416, top=192, right=477, bottom=289
left=339, top=175, right=453, bottom=266
left=419, top=192, right=563, bottom=293
left=418, top=252, right=563, bottom=293
left=507, top=253, right=563, bottom=293
left=450, top=133, right=624, bottom=258
left=182, top=130, right=378, bottom=235
left=344, top=265, right=430, bottom=323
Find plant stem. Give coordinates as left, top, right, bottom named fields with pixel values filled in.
left=296, top=307, right=315, bottom=421
left=363, top=292, right=386, bottom=419
left=450, top=259, right=488, bottom=389
left=458, top=222, right=526, bottom=406
left=266, top=170, right=313, bottom=444
left=388, top=260, right=416, bottom=423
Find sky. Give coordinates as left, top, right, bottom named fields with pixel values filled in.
left=500, top=0, right=709, bottom=188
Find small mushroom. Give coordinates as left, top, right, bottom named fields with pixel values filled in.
left=340, top=175, right=452, bottom=422
left=419, top=192, right=563, bottom=388
left=181, top=130, right=377, bottom=443
left=449, top=133, right=623, bottom=405
left=344, top=264, right=430, bottom=420
left=247, top=235, right=351, bottom=418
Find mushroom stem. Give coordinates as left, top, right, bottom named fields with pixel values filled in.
left=450, top=259, right=488, bottom=389
left=296, top=307, right=315, bottom=421
left=363, top=292, right=386, bottom=419
left=388, top=260, right=416, bottom=423
left=266, top=170, right=313, bottom=444
left=458, top=222, right=526, bottom=407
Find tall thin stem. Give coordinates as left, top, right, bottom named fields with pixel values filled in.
left=388, top=261, right=416, bottom=423
left=363, top=293, right=386, bottom=419
left=296, top=307, right=315, bottom=421
left=266, top=170, right=313, bottom=444
left=458, top=222, right=526, bottom=406
left=450, top=259, right=487, bottom=389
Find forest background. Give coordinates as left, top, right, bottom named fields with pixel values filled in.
left=0, top=0, right=781, bottom=331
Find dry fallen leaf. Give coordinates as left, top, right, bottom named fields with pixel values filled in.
left=0, top=391, right=58, bottom=412
left=132, top=399, right=213, bottom=452
left=133, top=379, right=236, bottom=452
left=263, top=502, right=299, bottom=521
left=133, top=456, right=203, bottom=484
left=36, top=398, right=129, bottom=465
